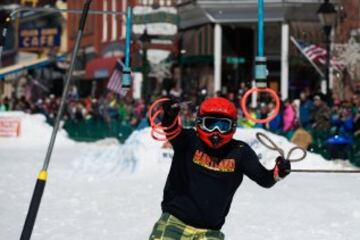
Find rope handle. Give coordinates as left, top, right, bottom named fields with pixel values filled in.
left=255, top=132, right=307, bottom=162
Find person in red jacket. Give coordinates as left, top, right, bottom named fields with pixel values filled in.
left=149, top=97, right=290, bottom=240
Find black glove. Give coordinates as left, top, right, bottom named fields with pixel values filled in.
left=163, top=98, right=180, bottom=118
left=273, top=156, right=291, bottom=181
left=162, top=98, right=180, bottom=126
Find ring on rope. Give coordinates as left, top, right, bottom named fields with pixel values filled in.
left=148, top=98, right=182, bottom=141
left=240, top=88, right=280, bottom=124
left=255, top=132, right=307, bottom=162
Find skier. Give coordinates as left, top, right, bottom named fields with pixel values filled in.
left=149, top=97, right=291, bottom=240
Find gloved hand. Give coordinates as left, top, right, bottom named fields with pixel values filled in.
left=162, top=98, right=180, bottom=119
left=162, top=98, right=180, bottom=126
left=273, top=156, right=291, bottom=181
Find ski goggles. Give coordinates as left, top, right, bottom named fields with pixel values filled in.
left=198, top=116, right=235, bottom=133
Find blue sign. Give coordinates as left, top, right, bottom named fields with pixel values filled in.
left=94, top=69, right=110, bottom=79
left=19, top=27, right=61, bottom=50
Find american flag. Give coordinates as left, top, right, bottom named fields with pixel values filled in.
left=107, top=60, right=123, bottom=95
left=295, top=38, right=345, bottom=72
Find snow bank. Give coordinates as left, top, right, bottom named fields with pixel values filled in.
left=78, top=127, right=356, bottom=176
left=0, top=113, right=356, bottom=174
left=0, top=112, right=75, bottom=148
left=126, top=127, right=357, bottom=171
left=70, top=128, right=167, bottom=177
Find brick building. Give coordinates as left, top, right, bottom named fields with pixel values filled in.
left=65, top=0, right=135, bottom=97
left=332, top=0, right=360, bottom=99
left=67, top=0, right=131, bottom=58
left=336, top=0, right=360, bottom=43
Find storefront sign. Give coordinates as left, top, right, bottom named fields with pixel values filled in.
left=133, top=12, right=179, bottom=25
left=0, top=117, right=21, bottom=137
left=19, top=27, right=61, bottom=50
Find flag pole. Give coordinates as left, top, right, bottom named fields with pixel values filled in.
left=290, top=36, right=325, bottom=78
left=121, top=6, right=132, bottom=93
left=20, top=1, right=93, bottom=239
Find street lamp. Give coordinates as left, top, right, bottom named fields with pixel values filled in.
left=139, top=28, right=151, bottom=101
left=317, top=0, right=337, bottom=97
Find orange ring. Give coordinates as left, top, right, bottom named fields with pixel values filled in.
left=240, top=88, right=280, bottom=124
left=147, top=97, right=182, bottom=141
left=151, top=126, right=181, bottom=141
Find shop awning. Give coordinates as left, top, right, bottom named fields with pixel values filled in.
left=0, top=55, right=65, bottom=81
left=178, top=0, right=322, bottom=29
left=85, top=57, right=119, bottom=79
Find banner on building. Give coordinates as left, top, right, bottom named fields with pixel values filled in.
left=132, top=6, right=178, bottom=36
left=0, top=117, right=21, bottom=137
left=133, top=12, right=179, bottom=25
left=19, top=27, right=61, bottom=50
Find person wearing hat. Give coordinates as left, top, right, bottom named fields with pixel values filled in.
left=312, top=95, right=331, bottom=131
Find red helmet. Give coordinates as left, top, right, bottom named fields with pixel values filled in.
left=196, top=97, right=237, bottom=148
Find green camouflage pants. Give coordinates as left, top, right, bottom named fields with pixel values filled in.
left=149, top=213, right=225, bottom=240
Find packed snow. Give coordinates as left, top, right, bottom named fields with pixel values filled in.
left=0, top=113, right=359, bottom=240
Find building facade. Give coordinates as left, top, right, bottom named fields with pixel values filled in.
left=65, top=0, right=133, bottom=97
left=332, top=0, right=360, bottom=99
left=132, top=0, right=179, bottom=99
left=0, top=0, right=64, bottom=98
left=66, top=0, right=179, bottom=98
left=67, top=0, right=130, bottom=58
left=177, top=0, right=337, bottom=99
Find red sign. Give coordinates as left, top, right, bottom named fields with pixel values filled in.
left=0, top=117, right=21, bottom=137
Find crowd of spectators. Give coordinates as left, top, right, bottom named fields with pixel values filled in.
left=247, top=91, right=359, bottom=140
left=0, top=88, right=146, bottom=130
left=1, top=85, right=360, bottom=146
left=165, top=87, right=360, bottom=161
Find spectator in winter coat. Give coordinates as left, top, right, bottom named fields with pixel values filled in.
left=2, top=97, right=10, bottom=110
left=238, top=108, right=257, bottom=128
left=351, top=94, right=360, bottom=136
left=354, top=107, right=360, bottom=136
left=351, top=94, right=360, bottom=116
left=312, top=95, right=331, bottom=131
left=0, top=98, right=6, bottom=112
left=257, top=102, right=268, bottom=129
left=299, top=92, right=313, bottom=128
left=267, top=102, right=282, bottom=132
left=331, top=107, right=353, bottom=135
left=330, top=100, right=341, bottom=132
left=282, top=99, right=297, bottom=133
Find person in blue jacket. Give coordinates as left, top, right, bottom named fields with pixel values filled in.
left=299, top=92, right=313, bottom=128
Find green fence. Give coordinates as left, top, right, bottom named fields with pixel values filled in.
left=63, top=118, right=134, bottom=143
left=61, top=118, right=360, bottom=167
left=308, top=129, right=360, bottom=167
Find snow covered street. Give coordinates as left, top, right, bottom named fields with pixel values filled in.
left=0, top=114, right=359, bottom=240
